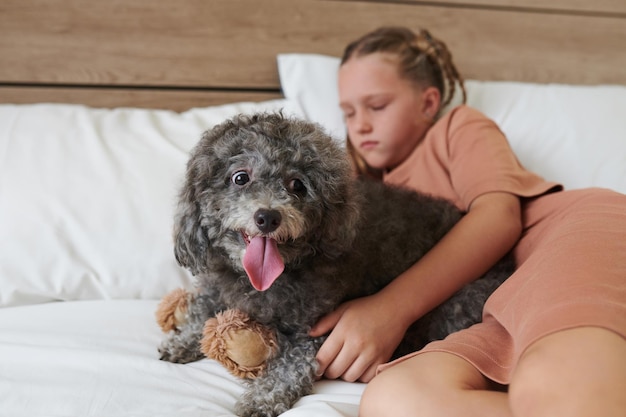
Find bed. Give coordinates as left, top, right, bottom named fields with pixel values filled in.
left=1, top=1, right=625, bottom=416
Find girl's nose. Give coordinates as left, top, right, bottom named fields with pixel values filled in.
left=354, top=113, right=372, bottom=133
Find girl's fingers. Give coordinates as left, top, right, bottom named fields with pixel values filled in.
left=322, top=341, right=358, bottom=380
left=309, top=303, right=351, bottom=337
left=314, top=332, right=344, bottom=377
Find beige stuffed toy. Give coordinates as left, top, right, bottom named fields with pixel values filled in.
left=156, top=288, right=278, bottom=379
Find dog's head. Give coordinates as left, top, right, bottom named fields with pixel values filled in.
left=174, top=112, right=360, bottom=291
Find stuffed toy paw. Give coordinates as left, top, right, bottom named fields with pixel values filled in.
left=201, top=309, right=278, bottom=379
left=155, top=288, right=191, bottom=332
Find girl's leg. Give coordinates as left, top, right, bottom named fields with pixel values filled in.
left=361, top=327, right=626, bottom=417
left=359, top=351, right=511, bottom=417
left=509, top=326, right=626, bottom=417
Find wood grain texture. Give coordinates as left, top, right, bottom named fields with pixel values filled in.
left=382, top=0, right=626, bottom=15
left=0, top=86, right=282, bottom=111
left=1, top=0, right=624, bottom=110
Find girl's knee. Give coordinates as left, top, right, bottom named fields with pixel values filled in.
left=510, top=327, right=626, bottom=417
left=360, top=352, right=490, bottom=417
left=360, top=362, right=438, bottom=417
left=359, top=368, right=402, bottom=417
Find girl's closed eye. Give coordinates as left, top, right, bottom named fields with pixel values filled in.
left=370, top=103, right=387, bottom=111
left=367, top=96, right=391, bottom=112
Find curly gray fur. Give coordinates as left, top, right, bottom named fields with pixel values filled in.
left=158, top=112, right=514, bottom=417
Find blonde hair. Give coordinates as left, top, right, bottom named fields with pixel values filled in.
left=341, top=27, right=466, bottom=180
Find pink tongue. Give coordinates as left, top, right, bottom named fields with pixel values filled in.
left=242, top=236, right=285, bottom=291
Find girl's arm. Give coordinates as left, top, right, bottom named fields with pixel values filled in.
left=311, top=191, right=522, bottom=382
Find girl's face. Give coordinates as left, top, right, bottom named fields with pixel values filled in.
left=338, top=53, right=436, bottom=172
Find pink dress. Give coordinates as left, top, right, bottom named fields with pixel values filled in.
left=378, top=105, right=626, bottom=383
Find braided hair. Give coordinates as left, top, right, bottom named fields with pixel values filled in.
left=341, top=27, right=466, bottom=179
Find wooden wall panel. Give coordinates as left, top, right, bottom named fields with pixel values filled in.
left=1, top=0, right=624, bottom=109
left=393, top=0, right=626, bottom=15
left=0, top=86, right=282, bottom=111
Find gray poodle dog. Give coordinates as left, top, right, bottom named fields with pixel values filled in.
left=158, top=112, right=513, bottom=417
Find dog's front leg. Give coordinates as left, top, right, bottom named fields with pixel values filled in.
left=159, top=292, right=224, bottom=363
left=235, top=333, right=324, bottom=417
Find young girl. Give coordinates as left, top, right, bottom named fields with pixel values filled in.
left=309, top=27, right=626, bottom=416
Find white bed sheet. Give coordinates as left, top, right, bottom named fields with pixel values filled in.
left=0, top=300, right=364, bottom=417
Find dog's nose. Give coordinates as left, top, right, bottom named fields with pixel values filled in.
left=254, top=209, right=282, bottom=234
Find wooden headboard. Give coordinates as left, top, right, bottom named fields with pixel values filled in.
left=2, top=0, right=625, bottom=111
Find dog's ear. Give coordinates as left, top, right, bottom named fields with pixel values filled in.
left=317, top=180, right=361, bottom=258
left=172, top=127, right=225, bottom=275
left=306, top=136, right=362, bottom=258
left=173, top=170, right=209, bottom=275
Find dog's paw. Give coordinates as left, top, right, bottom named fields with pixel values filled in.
left=235, top=398, right=289, bottom=417
left=158, top=340, right=203, bottom=364
left=235, top=375, right=304, bottom=417
left=155, top=288, right=191, bottom=332
left=159, top=349, right=203, bottom=364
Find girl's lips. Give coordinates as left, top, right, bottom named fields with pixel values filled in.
left=360, top=140, right=378, bottom=150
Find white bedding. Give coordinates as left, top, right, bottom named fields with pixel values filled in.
left=1, top=54, right=625, bottom=417
left=0, top=300, right=362, bottom=417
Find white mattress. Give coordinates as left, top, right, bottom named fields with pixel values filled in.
left=0, top=300, right=363, bottom=417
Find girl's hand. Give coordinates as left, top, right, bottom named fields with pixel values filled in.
left=310, top=293, right=410, bottom=383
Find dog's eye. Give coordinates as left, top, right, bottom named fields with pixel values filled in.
left=288, top=179, right=307, bottom=196
left=231, top=171, right=250, bottom=186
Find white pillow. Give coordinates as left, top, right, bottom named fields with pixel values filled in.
left=277, top=53, right=626, bottom=194
left=464, top=82, right=626, bottom=194
left=278, top=54, right=346, bottom=142
left=0, top=99, right=304, bottom=307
